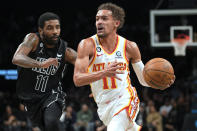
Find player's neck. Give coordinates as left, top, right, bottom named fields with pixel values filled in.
left=45, top=44, right=56, bottom=48
left=99, top=33, right=117, bottom=51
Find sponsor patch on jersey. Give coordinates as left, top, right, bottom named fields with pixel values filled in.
left=115, top=51, right=123, bottom=59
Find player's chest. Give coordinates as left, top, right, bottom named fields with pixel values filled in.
left=95, top=47, right=124, bottom=61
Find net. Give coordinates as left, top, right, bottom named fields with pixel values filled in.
left=171, top=38, right=189, bottom=56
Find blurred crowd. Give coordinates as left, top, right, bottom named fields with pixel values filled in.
left=0, top=75, right=196, bottom=131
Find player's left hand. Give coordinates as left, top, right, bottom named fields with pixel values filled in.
left=104, top=60, right=125, bottom=81
left=160, top=75, right=176, bottom=90
left=40, top=58, right=58, bottom=68
left=168, top=75, right=176, bottom=87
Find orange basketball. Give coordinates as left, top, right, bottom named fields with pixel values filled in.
left=143, top=58, right=174, bottom=90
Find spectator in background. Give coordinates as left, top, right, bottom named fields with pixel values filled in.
left=152, top=92, right=164, bottom=110
left=87, top=106, right=106, bottom=131
left=146, top=105, right=163, bottom=131
left=96, top=124, right=106, bottom=131
left=60, top=105, right=76, bottom=131
left=146, top=99, right=155, bottom=114
left=159, top=98, right=172, bottom=117
left=3, top=105, right=20, bottom=131
left=75, top=103, right=93, bottom=131
left=162, top=98, right=177, bottom=131
left=176, top=94, right=188, bottom=131
left=136, top=102, right=148, bottom=131
left=15, top=103, right=31, bottom=131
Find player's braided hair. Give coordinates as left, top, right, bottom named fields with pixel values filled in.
left=98, top=3, right=125, bottom=29
left=38, top=12, right=60, bottom=28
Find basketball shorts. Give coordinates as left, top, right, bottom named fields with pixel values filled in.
left=22, top=90, right=66, bottom=129
left=107, top=109, right=142, bottom=131
left=97, top=87, right=140, bottom=126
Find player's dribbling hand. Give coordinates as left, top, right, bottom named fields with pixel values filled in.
left=39, top=58, right=58, bottom=68
left=104, top=60, right=125, bottom=81
left=160, top=75, right=176, bottom=90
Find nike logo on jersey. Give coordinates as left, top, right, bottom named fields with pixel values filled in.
left=97, top=54, right=104, bottom=57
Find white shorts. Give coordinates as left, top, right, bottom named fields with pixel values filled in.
left=107, top=109, right=142, bottom=131
left=97, top=86, right=140, bottom=126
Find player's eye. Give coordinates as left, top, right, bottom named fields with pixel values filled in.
left=103, top=17, right=107, bottom=20
left=46, top=25, right=53, bottom=30
left=56, top=25, right=60, bottom=29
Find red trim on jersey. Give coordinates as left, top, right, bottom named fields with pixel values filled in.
left=96, top=34, right=119, bottom=55
left=128, top=86, right=140, bottom=120
left=113, top=86, right=134, bottom=117
left=124, top=39, right=129, bottom=64
left=113, top=86, right=140, bottom=124
left=88, top=38, right=96, bottom=70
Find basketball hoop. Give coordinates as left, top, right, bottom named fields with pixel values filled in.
left=171, top=38, right=189, bottom=56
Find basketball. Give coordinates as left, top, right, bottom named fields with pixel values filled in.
left=143, top=58, right=174, bottom=90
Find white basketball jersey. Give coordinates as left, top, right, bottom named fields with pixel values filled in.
left=88, top=34, right=140, bottom=125
left=88, top=34, right=135, bottom=104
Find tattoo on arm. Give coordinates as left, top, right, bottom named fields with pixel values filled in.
left=12, top=33, right=41, bottom=68
left=22, top=33, right=36, bottom=48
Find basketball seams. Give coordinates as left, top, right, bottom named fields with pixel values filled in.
left=145, top=60, right=171, bottom=70
left=144, top=70, right=168, bottom=88
left=145, top=69, right=174, bottom=75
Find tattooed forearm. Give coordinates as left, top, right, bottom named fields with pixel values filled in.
left=13, top=54, right=41, bottom=68
left=12, top=33, right=41, bottom=68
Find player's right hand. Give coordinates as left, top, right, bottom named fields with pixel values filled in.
left=39, top=58, right=58, bottom=68
left=104, top=60, right=125, bottom=81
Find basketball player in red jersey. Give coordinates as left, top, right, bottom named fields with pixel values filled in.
left=74, top=3, right=175, bottom=131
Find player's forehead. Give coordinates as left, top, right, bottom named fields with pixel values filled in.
left=44, top=20, right=60, bottom=27
left=96, top=10, right=113, bottom=18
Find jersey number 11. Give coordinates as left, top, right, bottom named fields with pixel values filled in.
left=103, top=77, right=117, bottom=89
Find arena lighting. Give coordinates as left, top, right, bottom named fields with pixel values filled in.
left=0, top=69, right=18, bottom=80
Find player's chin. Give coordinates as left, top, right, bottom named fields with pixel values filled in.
left=97, top=32, right=105, bottom=37
left=51, top=39, right=59, bottom=45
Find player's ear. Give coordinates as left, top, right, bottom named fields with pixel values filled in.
left=115, top=20, right=120, bottom=28
left=38, top=27, right=43, bottom=35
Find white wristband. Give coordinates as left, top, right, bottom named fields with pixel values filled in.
left=132, top=61, right=150, bottom=87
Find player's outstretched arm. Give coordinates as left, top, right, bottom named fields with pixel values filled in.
left=65, top=47, right=77, bottom=65
left=126, top=41, right=149, bottom=87
left=73, top=39, right=124, bottom=87
left=12, top=33, right=58, bottom=68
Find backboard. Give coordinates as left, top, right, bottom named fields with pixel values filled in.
left=150, top=9, right=197, bottom=47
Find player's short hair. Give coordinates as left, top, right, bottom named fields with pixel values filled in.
left=38, top=12, right=60, bottom=28
left=98, top=3, right=125, bottom=29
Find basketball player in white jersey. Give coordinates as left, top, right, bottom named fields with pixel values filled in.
left=73, top=3, right=174, bottom=131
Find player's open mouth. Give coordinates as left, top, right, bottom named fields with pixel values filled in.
left=97, top=27, right=104, bottom=32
